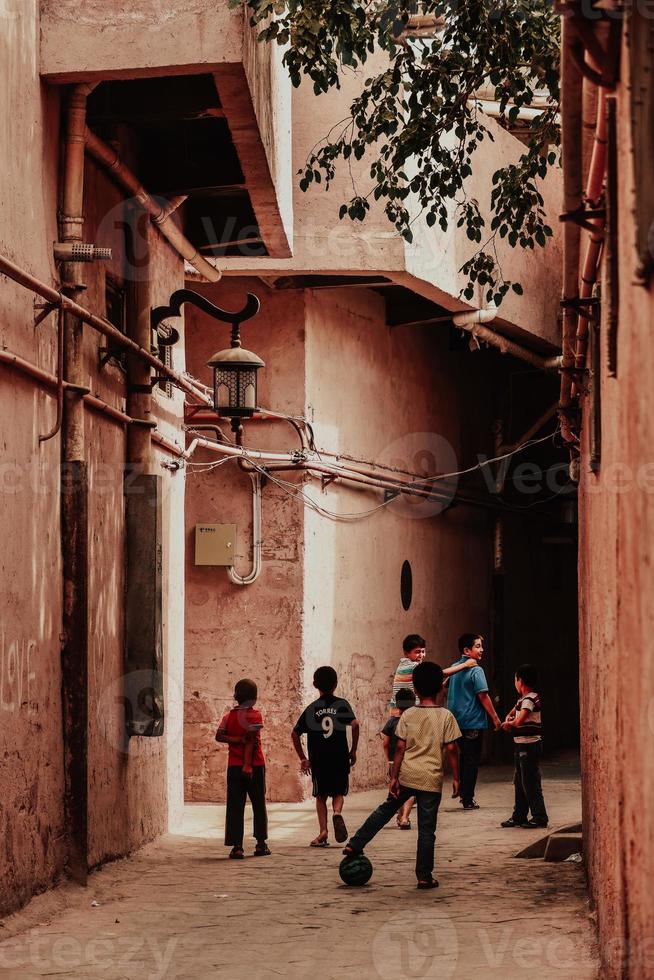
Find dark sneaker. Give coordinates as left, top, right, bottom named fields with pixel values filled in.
left=417, top=877, right=439, bottom=890
left=520, top=819, right=549, bottom=829
left=500, top=818, right=524, bottom=828
left=462, top=800, right=480, bottom=810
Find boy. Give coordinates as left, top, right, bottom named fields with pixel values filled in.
left=391, top=634, right=475, bottom=706
left=215, top=678, right=270, bottom=859
left=344, top=661, right=461, bottom=889
left=381, top=687, right=416, bottom=829
left=500, top=664, right=549, bottom=829
left=390, top=635, right=426, bottom=706
left=447, top=633, right=502, bottom=809
left=292, top=666, right=359, bottom=847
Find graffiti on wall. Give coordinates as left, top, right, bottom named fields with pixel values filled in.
left=0, top=632, right=36, bottom=713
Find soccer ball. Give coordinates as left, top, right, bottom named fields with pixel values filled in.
left=339, top=853, right=373, bottom=886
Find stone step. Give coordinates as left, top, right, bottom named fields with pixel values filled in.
left=514, top=822, right=583, bottom=861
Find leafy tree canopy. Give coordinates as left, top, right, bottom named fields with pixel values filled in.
left=234, top=0, right=560, bottom=306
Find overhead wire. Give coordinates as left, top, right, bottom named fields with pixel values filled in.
left=180, top=423, right=564, bottom=519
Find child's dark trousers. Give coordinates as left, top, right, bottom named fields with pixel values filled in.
left=349, top=785, right=442, bottom=880
left=512, top=742, right=548, bottom=824
left=225, top=766, right=268, bottom=846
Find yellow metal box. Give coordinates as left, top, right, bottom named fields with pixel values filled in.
left=194, top=523, right=237, bottom=566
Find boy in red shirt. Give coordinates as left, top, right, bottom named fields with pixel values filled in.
left=215, top=678, right=270, bottom=859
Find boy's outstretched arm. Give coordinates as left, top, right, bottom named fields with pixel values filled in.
left=443, top=658, right=476, bottom=677
left=445, top=741, right=460, bottom=798
left=291, top=730, right=311, bottom=773
left=349, top=719, right=360, bottom=766
left=389, top=739, right=406, bottom=797
left=477, top=691, right=502, bottom=730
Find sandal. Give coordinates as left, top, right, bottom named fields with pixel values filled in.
left=417, top=877, right=439, bottom=890
left=228, top=846, right=245, bottom=860
left=254, top=843, right=271, bottom=856
left=310, top=837, right=330, bottom=848
left=398, top=820, right=411, bottom=830
left=332, top=814, right=348, bottom=844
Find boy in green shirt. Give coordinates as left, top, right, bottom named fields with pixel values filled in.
left=345, top=661, right=461, bottom=889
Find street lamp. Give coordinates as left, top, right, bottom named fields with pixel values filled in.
left=207, top=336, right=265, bottom=419
left=205, top=293, right=264, bottom=424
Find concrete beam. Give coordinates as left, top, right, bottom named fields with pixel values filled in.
left=214, top=65, right=292, bottom=259
left=39, top=0, right=243, bottom=83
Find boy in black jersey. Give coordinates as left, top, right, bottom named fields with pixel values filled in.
left=292, top=666, right=359, bottom=847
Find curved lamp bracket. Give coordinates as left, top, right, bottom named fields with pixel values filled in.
left=151, top=289, right=260, bottom=341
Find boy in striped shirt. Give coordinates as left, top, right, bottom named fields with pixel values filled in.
left=500, top=664, right=549, bottom=829
left=390, top=635, right=426, bottom=707
left=391, top=634, right=475, bottom=707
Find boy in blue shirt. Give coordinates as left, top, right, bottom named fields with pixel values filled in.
left=446, top=633, right=501, bottom=809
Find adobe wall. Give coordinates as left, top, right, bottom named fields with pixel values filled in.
left=302, top=288, right=494, bottom=790
left=183, top=278, right=307, bottom=803
left=0, top=0, right=66, bottom=914
left=577, top=33, right=654, bottom=979
left=0, top=1, right=187, bottom=908
left=183, top=280, right=497, bottom=801
left=82, top=165, right=186, bottom=866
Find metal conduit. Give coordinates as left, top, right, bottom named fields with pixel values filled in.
left=0, top=250, right=212, bottom=407
left=0, top=347, right=183, bottom=456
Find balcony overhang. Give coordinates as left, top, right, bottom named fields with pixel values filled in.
left=40, top=2, right=292, bottom=258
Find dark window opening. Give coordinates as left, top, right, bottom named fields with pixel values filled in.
left=103, top=276, right=127, bottom=371
left=401, top=560, right=413, bottom=611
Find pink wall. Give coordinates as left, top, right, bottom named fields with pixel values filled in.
left=302, top=288, right=493, bottom=790
left=0, top=2, right=67, bottom=913
left=184, top=278, right=307, bottom=803
left=83, top=165, right=184, bottom=866
left=183, top=281, right=494, bottom=802
left=577, top=34, right=654, bottom=979
left=0, top=4, right=188, bottom=907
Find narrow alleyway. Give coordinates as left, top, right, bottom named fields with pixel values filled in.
left=0, top=757, right=597, bottom=980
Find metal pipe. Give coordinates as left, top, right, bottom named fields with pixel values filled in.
left=60, top=83, right=95, bottom=885
left=84, top=127, right=221, bottom=284
left=474, top=99, right=561, bottom=126
left=0, top=249, right=212, bottom=407
left=574, top=85, right=608, bottom=375
left=0, top=348, right=181, bottom=454
left=39, top=307, right=65, bottom=442
left=559, top=15, right=585, bottom=428
left=184, top=437, right=458, bottom=505
left=452, top=305, right=561, bottom=371
left=457, top=321, right=562, bottom=371
left=184, top=423, right=230, bottom=444
left=452, top=304, right=498, bottom=328
left=227, top=474, right=263, bottom=585
left=151, top=432, right=185, bottom=458
left=559, top=19, right=609, bottom=439
left=126, top=225, right=153, bottom=469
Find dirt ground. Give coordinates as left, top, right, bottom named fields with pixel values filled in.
left=0, top=756, right=597, bottom=979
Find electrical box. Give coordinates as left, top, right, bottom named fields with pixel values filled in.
left=195, top=523, right=237, bottom=566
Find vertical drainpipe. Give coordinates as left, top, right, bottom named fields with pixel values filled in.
left=490, top=419, right=506, bottom=764
left=60, top=83, right=95, bottom=884
left=124, top=224, right=164, bottom=742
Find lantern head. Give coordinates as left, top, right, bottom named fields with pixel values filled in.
left=207, top=344, right=265, bottom=418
